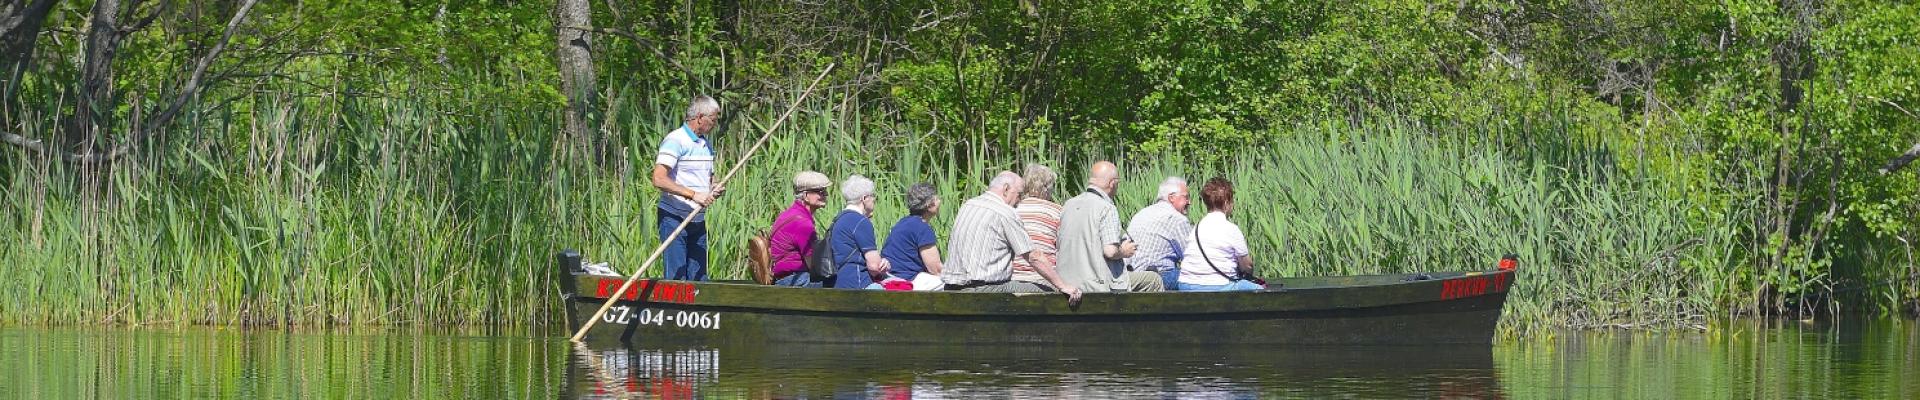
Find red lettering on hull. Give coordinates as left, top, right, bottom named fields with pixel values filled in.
left=1439, top=273, right=1512, bottom=300
left=596, top=279, right=642, bottom=300
left=595, top=279, right=699, bottom=304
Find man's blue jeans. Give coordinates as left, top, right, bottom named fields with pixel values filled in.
left=658, top=207, right=709, bottom=281
left=773, top=271, right=821, bottom=287
left=1157, top=268, right=1179, bottom=291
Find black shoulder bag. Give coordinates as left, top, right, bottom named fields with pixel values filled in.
left=814, top=211, right=859, bottom=279
left=1193, top=225, right=1267, bottom=288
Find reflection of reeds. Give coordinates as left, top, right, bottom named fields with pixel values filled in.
left=1, top=87, right=1735, bottom=337
left=0, top=327, right=569, bottom=398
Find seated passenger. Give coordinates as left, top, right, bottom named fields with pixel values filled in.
left=1011, top=163, right=1062, bottom=288
left=828, top=174, right=890, bottom=289
left=767, top=171, right=832, bottom=287
left=1177, top=177, right=1264, bottom=292
left=1126, top=176, right=1193, bottom=290
left=940, top=171, right=1083, bottom=303
left=882, top=183, right=946, bottom=291
left=1056, top=161, right=1164, bottom=293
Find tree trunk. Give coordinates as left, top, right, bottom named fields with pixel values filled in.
left=1763, top=0, right=1822, bottom=314
left=0, top=0, right=57, bottom=112
left=71, top=0, right=127, bottom=156
left=1773, top=0, right=1819, bottom=114
left=554, top=0, right=605, bottom=167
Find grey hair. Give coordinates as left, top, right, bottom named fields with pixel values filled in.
left=841, top=174, right=876, bottom=205
left=905, top=183, right=939, bottom=215
left=1156, top=176, right=1188, bottom=201
left=1021, top=163, right=1057, bottom=200
left=988, top=171, right=1023, bottom=193
left=684, top=95, right=719, bottom=120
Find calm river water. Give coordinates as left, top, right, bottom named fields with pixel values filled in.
left=2, top=320, right=1914, bottom=399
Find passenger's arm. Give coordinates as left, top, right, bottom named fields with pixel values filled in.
left=1101, top=212, right=1136, bottom=259
left=1235, top=254, right=1254, bottom=276
left=864, top=250, right=889, bottom=278
left=918, top=246, right=944, bottom=275
left=1029, top=252, right=1083, bottom=302
left=1103, top=240, right=1137, bottom=260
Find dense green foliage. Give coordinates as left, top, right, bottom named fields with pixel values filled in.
left=2, top=0, right=1917, bottom=332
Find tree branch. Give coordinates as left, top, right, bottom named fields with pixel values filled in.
left=40, top=0, right=258, bottom=164
left=1881, top=142, right=1920, bottom=176
left=2, top=130, right=48, bottom=152
left=118, top=0, right=256, bottom=153
left=3, top=130, right=121, bottom=163
left=1872, top=96, right=1920, bottom=175
left=118, top=0, right=168, bottom=35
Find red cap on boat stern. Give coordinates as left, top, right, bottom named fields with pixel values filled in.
left=1498, top=254, right=1519, bottom=271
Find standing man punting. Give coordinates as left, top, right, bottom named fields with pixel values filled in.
left=653, top=95, right=726, bottom=281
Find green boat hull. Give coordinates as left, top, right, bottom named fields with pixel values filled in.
left=559, top=258, right=1514, bottom=346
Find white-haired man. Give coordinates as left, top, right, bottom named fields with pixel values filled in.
left=942, top=171, right=1083, bottom=303
left=1125, top=176, right=1193, bottom=289
left=652, top=95, right=725, bottom=281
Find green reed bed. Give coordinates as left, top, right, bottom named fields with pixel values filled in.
left=2, top=88, right=1743, bottom=337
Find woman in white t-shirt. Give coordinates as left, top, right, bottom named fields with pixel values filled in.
left=1176, top=177, right=1263, bottom=291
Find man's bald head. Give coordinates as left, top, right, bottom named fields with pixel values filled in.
left=1088, top=161, right=1120, bottom=194
left=1090, top=161, right=1117, bottom=181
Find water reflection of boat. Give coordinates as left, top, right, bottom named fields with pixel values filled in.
left=557, top=251, right=1516, bottom=347
left=564, top=341, right=1505, bottom=399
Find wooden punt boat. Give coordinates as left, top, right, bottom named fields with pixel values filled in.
left=557, top=250, right=1516, bottom=347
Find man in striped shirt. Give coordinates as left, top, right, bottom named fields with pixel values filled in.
left=652, top=95, right=724, bottom=281
left=941, top=171, right=1083, bottom=303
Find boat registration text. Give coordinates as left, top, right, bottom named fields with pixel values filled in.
left=602, top=306, right=721, bottom=330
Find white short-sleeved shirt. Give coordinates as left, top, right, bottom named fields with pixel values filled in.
left=1179, top=211, right=1249, bottom=286
left=655, top=124, right=715, bottom=221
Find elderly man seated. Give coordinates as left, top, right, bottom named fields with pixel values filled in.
left=766, top=171, right=832, bottom=287
left=1056, top=161, right=1165, bottom=293
left=1125, top=176, right=1193, bottom=290
left=940, top=171, right=1083, bottom=303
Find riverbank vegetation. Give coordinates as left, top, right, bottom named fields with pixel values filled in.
left=1, top=1, right=1916, bottom=335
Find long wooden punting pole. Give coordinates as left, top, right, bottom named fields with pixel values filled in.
left=572, top=64, right=835, bottom=342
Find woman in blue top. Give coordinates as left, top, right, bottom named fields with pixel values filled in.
left=829, top=175, right=890, bottom=288
left=881, top=183, right=946, bottom=290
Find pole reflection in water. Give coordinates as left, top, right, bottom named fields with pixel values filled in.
left=566, top=340, right=1503, bottom=399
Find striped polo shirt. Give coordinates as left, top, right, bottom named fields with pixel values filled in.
left=1011, top=197, right=1063, bottom=283
left=655, top=124, right=715, bottom=222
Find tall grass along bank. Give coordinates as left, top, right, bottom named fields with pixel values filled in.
left=0, top=88, right=1898, bottom=338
